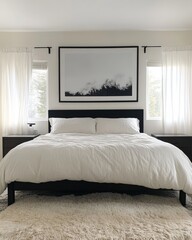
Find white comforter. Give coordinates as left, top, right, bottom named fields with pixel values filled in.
left=0, top=133, right=192, bottom=195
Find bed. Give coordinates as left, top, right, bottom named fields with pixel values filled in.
left=0, top=109, right=191, bottom=206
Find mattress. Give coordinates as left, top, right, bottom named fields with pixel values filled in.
left=0, top=133, right=192, bottom=195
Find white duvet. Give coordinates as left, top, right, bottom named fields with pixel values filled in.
left=0, top=133, right=192, bottom=195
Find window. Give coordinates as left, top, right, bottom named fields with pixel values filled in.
left=146, top=64, right=162, bottom=120
left=28, top=61, right=48, bottom=121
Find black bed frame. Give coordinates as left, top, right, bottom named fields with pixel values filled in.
left=7, top=109, right=186, bottom=206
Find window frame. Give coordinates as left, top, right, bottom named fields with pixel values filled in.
left=28, top=61, right=48, bottom=122
left=146, top=62, right=162, bottom=121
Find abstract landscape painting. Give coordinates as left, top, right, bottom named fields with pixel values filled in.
left=59, top=46, right=138, bottom=102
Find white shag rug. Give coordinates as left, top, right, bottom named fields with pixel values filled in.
left=0, top=193, right=192, bottom=240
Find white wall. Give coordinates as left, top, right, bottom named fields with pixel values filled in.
left=1, top=30, right=192, bottom=135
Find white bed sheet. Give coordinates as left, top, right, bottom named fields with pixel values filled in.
left=0, top=133, right=192, bottom=195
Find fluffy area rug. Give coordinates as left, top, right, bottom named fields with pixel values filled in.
left=0, top=192, right=192, bottom=240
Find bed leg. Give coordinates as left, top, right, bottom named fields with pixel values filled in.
left=179, top=190, right=186, bottom=207
left=8, top=183, right=15, bottom=206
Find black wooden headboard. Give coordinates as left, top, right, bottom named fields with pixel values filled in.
left=48, top=109, right=144, bottom=133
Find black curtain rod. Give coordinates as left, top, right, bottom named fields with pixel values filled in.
left=34, top=47, right=52, bottom=54
left=34, top=46, right=161, bottom=54
left=142, top=46, right=161, bottom=53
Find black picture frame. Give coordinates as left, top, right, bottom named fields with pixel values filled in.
left=59, top=46, right=139, bottom=102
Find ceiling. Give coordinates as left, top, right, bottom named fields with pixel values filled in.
left=1, top=0, right=192, bottom=32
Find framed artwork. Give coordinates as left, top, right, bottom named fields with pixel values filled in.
left=59, top=46, right=139, bottom=102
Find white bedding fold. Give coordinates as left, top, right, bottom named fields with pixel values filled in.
left=0, top=133, right=192, bottom=195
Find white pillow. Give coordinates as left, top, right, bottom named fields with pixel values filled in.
left=96, top=118, right=140, bottom=134
left=49, top=118, right=96, bottom=134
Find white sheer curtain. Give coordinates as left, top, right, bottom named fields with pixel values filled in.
left=0, top=49, right=32, bottom=158
left=162, top=47, right=192, bottom=134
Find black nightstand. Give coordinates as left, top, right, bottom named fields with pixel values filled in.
left=2, top=135, right=39, bottom=157
left=151, top=134, right=192, bottom=162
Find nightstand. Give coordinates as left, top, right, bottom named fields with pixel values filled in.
left=2, top=135, right=39, bottom=157
left=151, top=134, right=192, bottom=162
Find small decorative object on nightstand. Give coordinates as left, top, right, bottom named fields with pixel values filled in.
left=151, top=134, right=192, bottom=162
left=2, top=135, right=39, bottom=157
